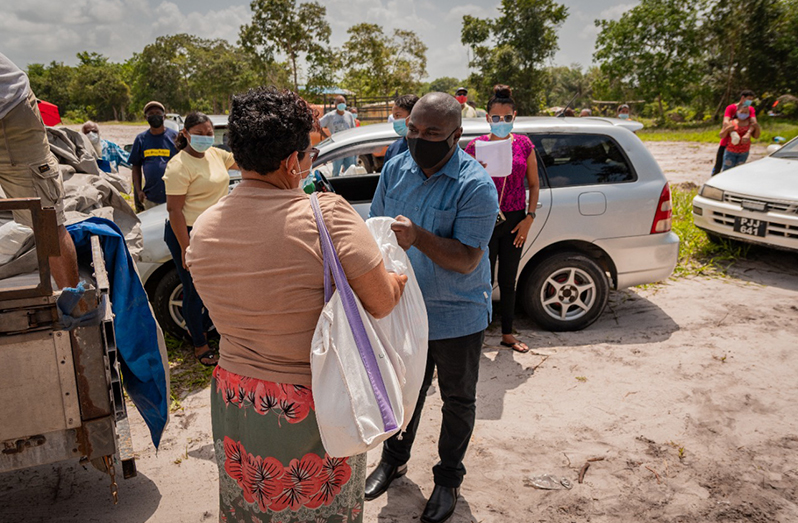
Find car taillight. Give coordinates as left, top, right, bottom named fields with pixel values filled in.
left=651, top=183, right=672, bottom=234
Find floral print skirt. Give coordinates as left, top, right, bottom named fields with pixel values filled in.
left=211, top=366, right=365, bottom=523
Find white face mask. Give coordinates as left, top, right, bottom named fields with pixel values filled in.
left=86, top=131, right=100, bottom=143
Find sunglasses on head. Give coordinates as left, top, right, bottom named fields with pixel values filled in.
left=489, top=115, right=514, bottom=123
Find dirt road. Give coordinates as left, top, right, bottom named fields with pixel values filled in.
left=1, top=128, right=795, bottom=523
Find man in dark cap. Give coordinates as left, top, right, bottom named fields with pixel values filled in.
left=455, top=87, right=477, bottom=118
left=130, top=101, right=177, bottom=210
left=367, top=92, right=498, bottom=523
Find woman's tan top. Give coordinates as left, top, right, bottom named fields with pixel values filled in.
left=186, top=181, right=383, bottom=386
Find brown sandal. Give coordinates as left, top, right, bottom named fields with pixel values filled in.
left=501, top=340, right=530, bottom=353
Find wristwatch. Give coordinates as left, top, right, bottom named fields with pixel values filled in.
left=527, top=212, right=536, bottom=219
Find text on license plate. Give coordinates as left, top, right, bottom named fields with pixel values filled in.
left=733, top=217, right=767, bottom=237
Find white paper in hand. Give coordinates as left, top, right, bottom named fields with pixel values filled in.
left=475, top=138, right=513, bottom=177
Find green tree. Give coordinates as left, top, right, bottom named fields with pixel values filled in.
left=544, top=65, right=593, bottom=109
left=69, top=53, right=131, bottom=121
left=421, top=77, right=462, bottom=96
left=239, top=0, right=331, bottom=91
left=593, top=0, right=703, bottom=120
left=341, top=23, right=428, bottom=96
left=461, top=0, right=568, bottom=114
left=130, top=34, right=268, bottom=115
left=26, top=61, right=76, bottom=111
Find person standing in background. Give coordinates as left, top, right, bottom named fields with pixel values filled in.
left=163, top=111, right=237, bottom=366
left=384, top=94, right=419, bottom=164
left=719, top=104, right=760, bottom=171
left=465, top=85, right=540, bottom=354
left=617, top=104, right=632, bottom=120
left=455, top=87, right=477, bottom=118
left=130, top=101, right=177, bottom=210
left=0, top=52, right=79, bottom=289
left=318, top=95, right=357, bottom=175
left=712, top=90, right=757, bottom=176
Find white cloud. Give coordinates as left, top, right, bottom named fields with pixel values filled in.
left=599, top=3, right=637, bottom=20
left=444, top=4, right=494, bottom=23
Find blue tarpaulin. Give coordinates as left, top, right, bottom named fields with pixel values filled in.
left=67, top=217, right=168, bottom=448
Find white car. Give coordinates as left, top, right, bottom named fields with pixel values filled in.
left=692, top=136, right=798, bottom=251
left=138, top=116, right=679, bottom=339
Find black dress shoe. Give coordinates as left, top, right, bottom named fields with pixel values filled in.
left=364, top=461, right=408, bottom=501
left=420, top=485, right=460, bottom=523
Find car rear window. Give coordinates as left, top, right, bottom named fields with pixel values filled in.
left=528, top=133, right=636, bottom=187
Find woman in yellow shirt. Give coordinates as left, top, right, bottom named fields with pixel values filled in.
left=163, top=111, right=237, bottom=365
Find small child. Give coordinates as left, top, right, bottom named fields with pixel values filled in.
left=719, top=104, right=760, bottom=171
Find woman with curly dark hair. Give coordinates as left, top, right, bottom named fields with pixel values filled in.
left=162, top=111, right=237, bottom=366
left=185, top=87, right=406, bottom=522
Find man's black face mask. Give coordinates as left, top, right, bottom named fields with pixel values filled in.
left=407, top=128, right=457, bottom=170
left=147, top=114, right=164, bottom=128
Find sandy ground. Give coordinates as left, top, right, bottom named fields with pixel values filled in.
left=1, top=127, right=796, bottom=522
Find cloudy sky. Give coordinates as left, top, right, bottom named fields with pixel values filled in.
left=1, top=0, right=636, bottom=80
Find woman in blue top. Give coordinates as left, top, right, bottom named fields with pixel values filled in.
left=383, top=94, right=419, bottom=164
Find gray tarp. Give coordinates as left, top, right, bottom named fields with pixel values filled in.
left=0, top=127, right=142, bottom=281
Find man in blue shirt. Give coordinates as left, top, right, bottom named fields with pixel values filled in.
left=383, top=94, right=419, bottom=164
left=367, top=93, right=498, bottom=523
left=130, top=101, right=177, bottom=210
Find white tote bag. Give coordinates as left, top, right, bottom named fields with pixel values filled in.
left=309, top=195, right=428, bottom=458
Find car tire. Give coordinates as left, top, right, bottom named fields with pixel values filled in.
left=152, top=267, right=191, bottom=341
left=357, top=155, right=373, bottom=173
left=522, top=252, right=610, bottom=332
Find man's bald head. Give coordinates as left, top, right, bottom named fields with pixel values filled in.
left=411, top=92, right=462, bottom=132
left=81, top=121, right=99, bottom=134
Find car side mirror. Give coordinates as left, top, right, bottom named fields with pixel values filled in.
left=767, top=144, right=782, bottom=154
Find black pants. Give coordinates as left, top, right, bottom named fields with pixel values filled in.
left=381, top=330, right=485, bottom=488
left=489, top=210, right=526, bottom=334
left=712, top=145, right=726, bottom=176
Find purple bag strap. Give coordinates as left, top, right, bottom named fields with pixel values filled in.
left=310, top=194, right=398, bottom=433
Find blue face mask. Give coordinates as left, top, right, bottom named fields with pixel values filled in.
left=337, top=103, right=347, bottom=112
left=737, top=112, right=750, bottom=120
left=189, top=134, right=215, bottom=153
left=393, top=119, right=408, bottom=137
left=619, top=113, right=630, bottom=120
left=490, top=121, right=514, bottom=138
left=742, top=99, right=753, bottom=107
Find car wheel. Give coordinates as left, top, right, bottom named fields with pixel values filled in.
left=152, top=267, right=190, bottom=341
left=357, top=155, right=373, bottom=173
left=522, top=252, right=610, bottom=332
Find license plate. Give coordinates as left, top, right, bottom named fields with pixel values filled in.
left=733, top=217, right=767, bottom=237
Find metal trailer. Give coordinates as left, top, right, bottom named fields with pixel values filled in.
left=0, top=198, right=136, bottom=503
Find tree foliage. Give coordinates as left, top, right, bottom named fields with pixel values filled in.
left=341, top=23, right=427, bottom=97
left=461, top=0, right=568, bottom=114
left=129, top=34, right=268, bottom=115
left=69, top=53, right=130, bottom=120
left=594, top=0, right=703, bottom=119
left=593, top=0, right=798, bottom=121
left=239, top=0, right=331, bottom=91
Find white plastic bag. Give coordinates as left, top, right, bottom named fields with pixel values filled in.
left=367, top=217, right=429, bottom=432
left=310, top=202, right=428, bottom=458
left=0, top=221, right=33, bottom=265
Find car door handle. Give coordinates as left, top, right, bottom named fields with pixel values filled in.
left=537, top=202, right=543, bottom=208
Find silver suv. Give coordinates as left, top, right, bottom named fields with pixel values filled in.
left=137, top=117, right=678, bottom=337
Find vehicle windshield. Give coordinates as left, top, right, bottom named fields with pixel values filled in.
left=772, top=138, right=798, bottom=159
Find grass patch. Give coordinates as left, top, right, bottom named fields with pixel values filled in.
left=638, top=120, right=798, bottom=144
left=166, top=333, right=216, bottom=411
left=670, top=184, right=751, bottom=277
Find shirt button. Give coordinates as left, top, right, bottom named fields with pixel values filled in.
left=415, top=206, right=419, bottom=211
